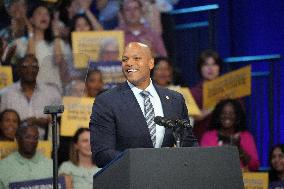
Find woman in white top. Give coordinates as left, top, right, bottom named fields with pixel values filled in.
left=15, top=3, right=71, bottom=93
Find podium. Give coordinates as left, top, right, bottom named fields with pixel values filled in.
left=93, top=147, right=244, bottom=189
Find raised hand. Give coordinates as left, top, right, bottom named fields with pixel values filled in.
left=78, top=0, right=93, bottom=11
left=52, top=11, right=61, bottom=37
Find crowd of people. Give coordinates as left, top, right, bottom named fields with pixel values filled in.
left=0, top=0, right=282, bottom=188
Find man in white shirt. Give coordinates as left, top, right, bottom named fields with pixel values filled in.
left=89, top=42, right=197, bottom=168
left=0, top=54, right=61, bottom=139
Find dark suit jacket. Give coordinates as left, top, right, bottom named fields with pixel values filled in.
left=90, top=82, right=197, bottom=167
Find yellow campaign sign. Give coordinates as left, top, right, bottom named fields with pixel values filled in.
left=72, top=31, right=124, bottom=68
left=203, top=65, right=251, bottom=109
left=0, top=66, right=13, bottom=89
left=0, top=141, right=52, bottom=159
left=168, top=86, right=201, bottom=116
left=243, top=172, right=268, bottom=189
left=61, top=97, right=94, bottom=136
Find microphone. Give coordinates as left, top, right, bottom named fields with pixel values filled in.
left=175, top=119, right=193, bottom=128
left=154, top=116, right=176, bottom=128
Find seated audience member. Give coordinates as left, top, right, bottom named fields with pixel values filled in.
left=0, top=109, right=20, bottom=141
left=151, top=57, right=173, bottom=87
left=201, top=99, right=259, bottom=171
left=269, top=144, right=284, bottom=183
left=64, top=79, right=86, bottom=97
left=64, top=70, right=105, bottom=98
left=84, top=69, right=105, bottom=98
left=117, top=0, right=167, bottom=57
left=0, top=55, right=62, bottom=139
left=190, top=49, right=223, bottom=141
left=0, top=125, right=52, bottom=189
left=59, top=128, right=101, bottom=189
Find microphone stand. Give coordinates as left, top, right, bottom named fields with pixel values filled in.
left=44, top=105, right=64, bottom=189
left=173, top=127, right=184, bottom=148
left=174, top=120, right=198, bottom=147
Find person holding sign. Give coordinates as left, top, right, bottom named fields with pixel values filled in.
left=0, top=125, right=52, bottom=189
left=200, top=99, right=259, bottom=171
left=90, top=42, right=197, bottom=168
left=190, top=49, right=223, bottom=141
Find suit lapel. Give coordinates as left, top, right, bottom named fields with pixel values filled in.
left=119, top=82, right=153, bottom=146
left=155, top=86, right=172, bottom=118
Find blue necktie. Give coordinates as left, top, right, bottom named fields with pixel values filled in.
left=140, top=91, right=156, bottom=147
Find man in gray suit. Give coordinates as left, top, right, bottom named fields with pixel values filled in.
left=90, top=42, right=197, bottom=168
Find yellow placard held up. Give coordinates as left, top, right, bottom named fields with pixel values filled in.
left=72, top=31, right=124, bottom=68
left=243, top=172, right=268, bottom=189
left=0, top=66, right=13, bottom=89
left=203, top=65, right=251, bottom=109
left=61, top=97, right=94, bottom=136
left=0, top=141, right=52, bottom=160
left=168, top=86, right=201, bottom=116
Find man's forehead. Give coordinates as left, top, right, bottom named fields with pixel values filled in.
left=22, top=58, right=37, bottom=65
left=123, top=43, right=152, bottom=57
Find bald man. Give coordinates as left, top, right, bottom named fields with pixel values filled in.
left=89, top=42, right=197, bottom=168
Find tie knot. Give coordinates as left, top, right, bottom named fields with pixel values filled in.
left=140, top=90, right=150, bottom=98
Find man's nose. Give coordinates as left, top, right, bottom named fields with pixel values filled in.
left=125, top=59, right=134, bottom=66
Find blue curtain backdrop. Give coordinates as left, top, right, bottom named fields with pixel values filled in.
left=174, top=0, right=284, bottom=167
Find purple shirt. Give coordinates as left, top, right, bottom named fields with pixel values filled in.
left=116, top=25, right=167, bottom=57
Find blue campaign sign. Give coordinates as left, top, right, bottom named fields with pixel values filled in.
left=270, top=181, right=284, bottom=189
left=9, top=176, right=66, bottom=189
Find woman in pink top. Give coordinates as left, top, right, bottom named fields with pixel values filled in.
left=201, top=99, right=259, bottom=171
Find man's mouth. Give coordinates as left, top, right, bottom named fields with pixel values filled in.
left=127, top=69, right=138, bottom=73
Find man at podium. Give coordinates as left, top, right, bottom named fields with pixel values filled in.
left=89, top=42, right=197, bottom=168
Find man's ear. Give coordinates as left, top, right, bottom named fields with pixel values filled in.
left=149, top=58, right=154, bottom=70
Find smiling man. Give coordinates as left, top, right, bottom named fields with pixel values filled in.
left=0, top=125, right=52, bottom=189
left=89, top=42, right=197, bottom=168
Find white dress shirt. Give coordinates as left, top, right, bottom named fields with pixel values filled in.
left=127, top=80, right=165, bottom=148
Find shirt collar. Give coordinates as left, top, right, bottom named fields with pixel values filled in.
left=15, top=151, right=42, bottom=165
left=15, top=81, right=41, bottom=92
left=127, top=79, right=155, bottom=97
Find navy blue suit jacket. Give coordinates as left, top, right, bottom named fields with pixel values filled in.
left=90, top=82, right=197, bottom=167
